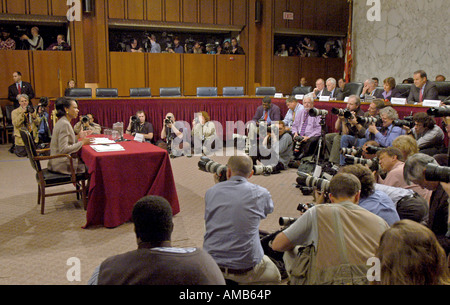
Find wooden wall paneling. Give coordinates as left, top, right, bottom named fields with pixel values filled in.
left=199, top=0, right=214, bottom=24
left=325, top=0, right=342, bottom=32
left=216, top=0, right=231, bottom=25
left=0, top=50, right=31, bottom=99
left=108, top=0, right=125, bottom=19
left=146, top=0, right=163, bottom=21
left=165, top=0, right=181, bottom=22
left=182, top=54, right=215, bottom=96
left=287, top=0, right=301, bottom=29
left=83, top=15, right=98, bottom=83
left=273, top=0, right=287, bottom=29
left=300, top=57, right=327, bottom=87
left=147, top=53, right=181, bottom=96
left=32, top=51, right=73, bottom=98
left=182, top=0, right=198, bottom=23
left=314, top=0, right=328, bottom=31
left=232, top=0, right=247, bottom=26
left=127, top=0, right=145, bottom=20
left=326, top=58, right=344, bottom=81
left=301, top=0, right=314, bottom=31
left=272, top=56, right=299, bottom=95
left=96, top=0, right=110, bottom=87
left=70, top=19, right=86, bottom=91
left=29, top=0, right=49, bottom=15
left=5, top=0, right=26, bottom=14
left=216, top=54, right=246, bottom=95
left=110, top=52, right=146, bottom=96
left=51, top=0, right=69, bottom=16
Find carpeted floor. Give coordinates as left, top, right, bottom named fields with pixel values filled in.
left=0, top=143, right=311, bottom=285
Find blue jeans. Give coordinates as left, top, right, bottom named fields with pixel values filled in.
left=340, top=135, right=367, bottom=165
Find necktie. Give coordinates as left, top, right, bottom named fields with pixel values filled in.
left=264, top=111, right=268, bottom=121
left=419, top=87, right=424, bottom=102
left=18, top=83, right=21, bottom=94
left=300, top=111, right=308, bottom=136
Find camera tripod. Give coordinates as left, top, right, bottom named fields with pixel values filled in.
left=310, top=114, right=328, bottom=166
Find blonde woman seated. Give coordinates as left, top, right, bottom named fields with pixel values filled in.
left=192, top=111, right=217, bottom=155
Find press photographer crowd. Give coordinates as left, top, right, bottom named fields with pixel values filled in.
left=5, top=69, right=450, bottom=285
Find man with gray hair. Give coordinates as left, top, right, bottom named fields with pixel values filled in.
left=404, top=153, right=450, bottom=254
left=324, top=77, right=344, bottom=100
left=360, top=78, right=382, bottom=99
left=365, top=106, right=405, bottom=147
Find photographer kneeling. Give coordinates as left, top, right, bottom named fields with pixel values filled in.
left=272, top=173, right=389, bottom=285
left=73, top=113, right=101, bottom=135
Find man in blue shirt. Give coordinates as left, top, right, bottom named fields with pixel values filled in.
left=339, top=164, right=400, bottom=226
left=203, top=155, right=281, bottom=284
left=365, top=106, right=405, bottom=147
left=283, top=96, right=304, bottom=131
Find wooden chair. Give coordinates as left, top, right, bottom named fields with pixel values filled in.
left=20, top=128, right=88, bottom=214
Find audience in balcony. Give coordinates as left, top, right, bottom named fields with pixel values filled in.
left=20, top=26, right=43, bottom=50
left=0, top=28, right=16, bottom=50
left=46, top=34, right=71, bottom=51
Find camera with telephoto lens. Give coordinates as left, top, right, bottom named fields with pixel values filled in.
left=356, top=116, right=378, bottom=125
left=427, top=106, right=450, bottom=117
left=278, top=204, right=314, bottom=226
left=198, top=156, right=228, bottom=182
left=309, top=108, right=329, bottom=117
left=296, top=171, right=330, bottom=193
left=131, top=115, right=139, bottom=124
left=424, top=163, right=450, bottom=183
left=344, top=155, right=379, bottom=172
left=392, top=119, right=415, bottom=128
left=293, top=135, right=304, bottom=154
left=331, top=107, right=353, bottom=119
left=164, top=117, right=172, bottom=125
left=340, top=147, right=362, bottom=156
left=253, top=164, right=279, bottom=176
left=365, top=145, right=383, bottom=155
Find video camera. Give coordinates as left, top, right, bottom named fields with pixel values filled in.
left=424, top=163, right=450, bottom=183
left=331, top=107, right=353, bottom=119
left=198, top=156, right=228, bottom=182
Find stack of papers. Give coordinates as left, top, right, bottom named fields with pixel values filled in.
left=91, top=137, right=117, bottom=145
left=90, top=144, right=125, bottom=152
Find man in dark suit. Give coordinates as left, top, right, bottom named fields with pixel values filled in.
left=324, top=77, right=344, bottom=100
left=407, top=70, right=439, bottom=104
left=8, top=71, right=35, bottom=109
left=252, top=96, right=281, bottom=124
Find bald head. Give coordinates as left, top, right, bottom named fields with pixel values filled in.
left=227, top=155, right=253, bottom=178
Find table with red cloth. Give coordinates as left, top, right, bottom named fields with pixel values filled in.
left=80, top=134, right=180, bottom=228
left=48, top=97, right=443, bottom=144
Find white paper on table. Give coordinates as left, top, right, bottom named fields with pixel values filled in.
left=91, top=137, right=116, bottom=144
left=90, top=144, right=125, bottom=152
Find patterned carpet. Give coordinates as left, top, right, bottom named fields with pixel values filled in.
left=0, top=144, right=310, bottom=284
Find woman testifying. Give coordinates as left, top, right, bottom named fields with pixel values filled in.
left=48, top=97, right=93, bottom=174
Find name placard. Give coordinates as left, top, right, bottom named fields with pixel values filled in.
left=319, top=96, right=330, bottom=101
left=344, top=96, right=349, bottom=102
left=390, top=97, right=407, bottom=105
left=295, top=94, right=304, bottom=100
left=274, top=93, right=283, bottom=98
left=134, top=133, right=144, bottom=142
left=422, top=99, right=441, bottom=107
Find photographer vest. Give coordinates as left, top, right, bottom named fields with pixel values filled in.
left=285, top=202, right=389, bottom=285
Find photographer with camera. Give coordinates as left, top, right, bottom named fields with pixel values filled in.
left=404, top=153, right=450, bottom=254
left=46, top=34, right=71, bottom=51
left=365, top=106, right=405, bottom=147
left=272, top=173, right=389, bottom=285
left=126, top=110, right=154, bottom=143
left=402, top=112, right=445, bottom=156
left=282, top=96, right=304, bottom=131
left=36, top=97, right=51, bottom=145
left=377, top=147, right=432, bottom=202
left=291, top=94, right=322, bottom=160
left=325, top=95, right=365, bottom=165
left=73, top=113, right=101, bottom=135
left=159, top=112, right=188, bottom=157
left=203, top=155, right=281, bottom=284
left=192, top=111, right=217, bottom=155
left=11, top=94, right=41, bottom=157
left=339, top=164, right=400, bottom=226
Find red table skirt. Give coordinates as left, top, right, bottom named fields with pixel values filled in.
left=81, top=134, right=180, bottom=228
